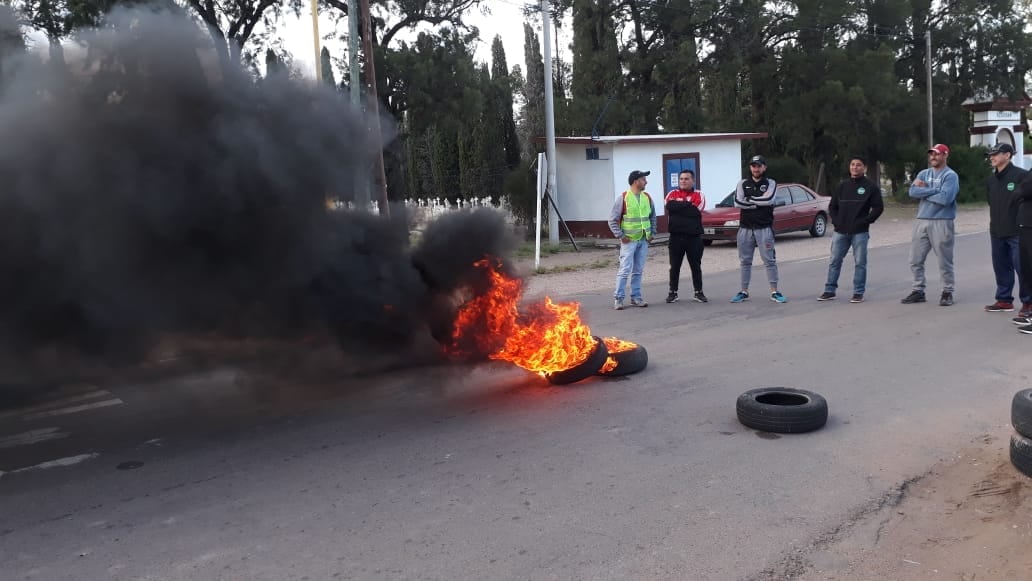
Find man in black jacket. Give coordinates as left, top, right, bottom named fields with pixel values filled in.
left=664, top=170, right=707, bottom=303
left=983, top=143, right=1030, bottom=315
left=1015, top=173, right=1032, bottom=333
left=817, top=156, right=884, bottom=303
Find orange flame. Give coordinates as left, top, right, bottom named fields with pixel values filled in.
left=599, top=336, right=638, bottom=373
left=449, top=258, right=596, bottom=374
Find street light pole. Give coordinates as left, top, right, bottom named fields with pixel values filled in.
left=926, top=29, right=933, bottom=146
left=540, top=0, right=559, bottom=243
left=310, top=0, right=321, bottom=81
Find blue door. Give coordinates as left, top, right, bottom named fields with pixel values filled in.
left=663, top=155, right=699, bottom=191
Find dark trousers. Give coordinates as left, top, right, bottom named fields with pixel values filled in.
left=991, top=235, right=1030, bottom=304
left=669, top=234, right=704, bottom=293
left=1020, top=229, right=1032, bottom=307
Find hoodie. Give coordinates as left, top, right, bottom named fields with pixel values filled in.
left=829, top=175, right=884, bottom=234
left=664, top=188, right=706, bottom=235
left=908, top=166, right=959, bottom=220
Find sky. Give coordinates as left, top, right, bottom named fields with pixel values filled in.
left=280, top=0, right=567, bottom=81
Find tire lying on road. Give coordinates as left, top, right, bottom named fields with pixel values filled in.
left=597, top=341, right=648, bottom=377
left=1011, top=389, right=1032, bottom=439
left=545, top=336, right=609, bottom=386
left=736, top=387, right=829, bottom=434
left=1010, top=433, right=1032, bottom=478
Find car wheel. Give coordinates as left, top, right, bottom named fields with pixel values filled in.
left=1012, top=389, right=1032, bottom=439
left=1010, top=433, right=1032, bottom=478
left=809, top=213, right=827, bottom=237
left=597, top=343, right=648, bottom=377
left=545, top=336, right=609, bottom=386
left=736, top=387, right=829, bottom=433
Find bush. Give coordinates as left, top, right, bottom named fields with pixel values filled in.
left=890, top=144, right=991, bottom=204
left=504, top=160, right=537, bottom=230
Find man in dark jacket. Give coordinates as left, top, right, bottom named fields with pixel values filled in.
left=664, top=169, right=707, bottom=303
left=731, top=156, right=786, bottom=303
left=1015, top=173, right=1032, bottom=333
left=817, top=156, right=884, bottom=303
left=983, top=142, right=1030, bottom=315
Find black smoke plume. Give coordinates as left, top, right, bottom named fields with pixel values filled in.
left=0, top=7, right=517, bottom=388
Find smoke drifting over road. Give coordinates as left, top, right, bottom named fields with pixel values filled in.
left=0, top=7, right=516, bottom=383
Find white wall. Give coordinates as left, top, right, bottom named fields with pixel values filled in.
left=554, top=139, right=747, bottom=223
left=555, top=143, right=616, bottom=222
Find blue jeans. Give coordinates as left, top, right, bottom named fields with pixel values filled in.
left=614, top=238, right=649, bottom=301
left=990, top=235, right=1030, bottom=304
left=824, top=231, right=870, bottom=295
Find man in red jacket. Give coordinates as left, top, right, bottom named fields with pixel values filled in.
left=664, top=170, right=708, bottom=303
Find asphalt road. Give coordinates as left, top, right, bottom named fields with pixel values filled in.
left=1, top=231, right=1026, bottom=581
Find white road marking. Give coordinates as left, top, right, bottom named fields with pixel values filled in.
left=0, top=427, right=69, bottom=449
left=0, top=390, right=113, bottom=420
left=0, top=452, right=99, bottom=480
left=21, top=398, right=124, bottom=421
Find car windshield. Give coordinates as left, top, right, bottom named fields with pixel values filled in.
left=716, top=192, right=735, bottom=208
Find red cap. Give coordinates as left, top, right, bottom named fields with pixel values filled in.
left=927, top=143, right=950, bottom=155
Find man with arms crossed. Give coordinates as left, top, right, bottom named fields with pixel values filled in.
left=731, top=155, right=786, bottom=303
left=664, top=169, right=708, bottom=304
left=901, top=143, right=959, bottom=306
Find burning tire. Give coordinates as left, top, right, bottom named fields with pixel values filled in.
left=736, top=387, right=828, bottom=434
left=1011, top=389, right=1032, bottom=439
left=597, top=337, right=648, bottom=377
left=1011, top=433, right=1032, bottom=478
left=544, top=336, right=608, bottom=386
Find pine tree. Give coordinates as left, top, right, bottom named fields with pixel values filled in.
left=491, top=36, right=521, bottom=170
left=320, top=47, right=336, bottom=88
left=520, top=23, right=545, bottom=157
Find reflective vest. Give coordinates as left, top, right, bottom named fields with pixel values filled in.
left=620, top=191, right=652, bottom=241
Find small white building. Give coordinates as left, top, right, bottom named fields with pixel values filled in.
left=550, top=133, right=767, bottom=237
left=962, top=94, right=1030, bottom=168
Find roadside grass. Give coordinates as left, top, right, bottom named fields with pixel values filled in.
left=515, top=240, right=602, bottom=259
left=534, top=257, right=612, bottom=275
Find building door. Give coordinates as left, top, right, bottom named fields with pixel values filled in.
left=662, top=153, right=701, bottom=193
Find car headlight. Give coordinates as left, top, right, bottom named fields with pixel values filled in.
left=723, top=220, right=740, bottom=227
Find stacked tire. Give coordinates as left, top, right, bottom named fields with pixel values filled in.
left=1010, top=389, right=1032, bottom=478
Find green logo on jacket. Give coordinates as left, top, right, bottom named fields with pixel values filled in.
left=857, top=187, right=866, bottom=195
left=1008, top=182, right=1016, bottom=191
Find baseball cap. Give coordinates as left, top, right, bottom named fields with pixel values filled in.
left=927, top=143, right=950, bottom=155
left=628, top=170, right=650, bottom=185
left=987, top=142, right=1015, bottom=156
left=748, top=155, right=766, bottom=166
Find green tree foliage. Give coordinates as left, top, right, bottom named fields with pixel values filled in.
left=320, top=46, right=336, bottom=87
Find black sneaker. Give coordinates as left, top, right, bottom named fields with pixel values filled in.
left=850, top=294, right=864, bottom=303
left=1013, top=315, right=1031, bottom=326
left=665, top=291, right=678, bottom=303
left=901, top=291, right=926, bottom=304
left=693, top=291, right=708, bottom=303
left=1019, top=324, right=1032, bottom=335
left=939, top=292, right=954, bottom=306
left=817, top=292, right=836, bottom=301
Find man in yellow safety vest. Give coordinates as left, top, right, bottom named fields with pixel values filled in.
left=608, top=170, right=657, bottom=310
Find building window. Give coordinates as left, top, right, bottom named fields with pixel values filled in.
left=585, top=147, right=599, bottom=160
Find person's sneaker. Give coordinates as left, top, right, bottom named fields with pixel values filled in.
left=901, top=290, right=926, bottom=304
left=939, top=292, right=954, bottom=306
left=693, top=291, right=708, bottom=303
left=1013, top=315, right=1031, bottom=326
left=817, top=292, right=836, bottom=301
left=984, top=301, right=1014, bottom=312
left=665, top=291, right=678, bottom=303
left=630, top=298, right=648, bottom=308
left=770, top=291, right=787, bottom=303
left=1020, top=303, right=1032, bottom=317
left=614, top=299, right=625, bottom=311
left=730, top=291, right=750, bottom=303
left=1019, top=324, right=1032, bottom=335
left=850, top=294, right=864, bottom=303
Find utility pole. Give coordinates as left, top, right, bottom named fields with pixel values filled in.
left=926, top=29, right=933, bottom=147
left=541, top=0, right=559, bottom=243
left=348, top=1, right=368, bottom=208
left=360, top=0, right=390, bottom=216
left=310, top=0, right=321, bottom=81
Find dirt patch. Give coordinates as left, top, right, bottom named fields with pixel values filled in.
left=789, top=432, right=1032, bottom=580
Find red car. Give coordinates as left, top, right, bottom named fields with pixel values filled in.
left=701, top=183, right=830, bottom=245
